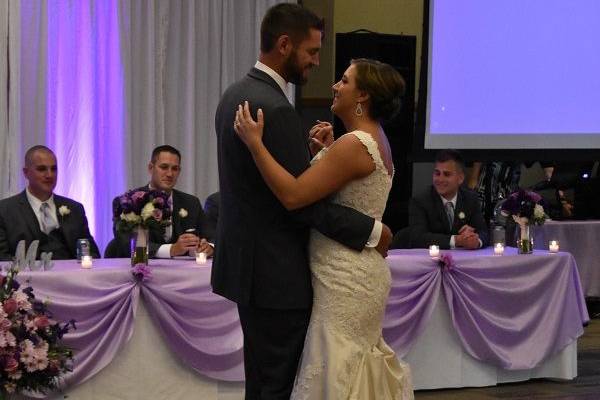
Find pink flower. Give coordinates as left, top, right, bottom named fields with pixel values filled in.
left=131, top=191, right=147, bottom=204
left=132, top=264, right=152, bottom=281
left=4, top=357, right=18, bottom=372
left=13, top=291, right=31, bottom=311
left=0, top=318, right=11, bottom=331
left=34, top=315, right=50, bottom=329
left=3, top=298, right=17, bottom=315
left=152, top=208, right=163, bottom=221
left=20, top=340, right=35, bottom=364
left=437, top=253, right=455, bottom=271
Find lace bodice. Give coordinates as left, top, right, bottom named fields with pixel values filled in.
left=311, top=130, right=393, bottom=220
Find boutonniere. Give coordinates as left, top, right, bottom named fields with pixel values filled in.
left=458, top=211, right=466, bottom=220
left=178, top=208, right=188, bottom=218
left=58, top=205, right=71, bottom=217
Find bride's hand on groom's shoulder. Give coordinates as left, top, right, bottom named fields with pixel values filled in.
left=234, top=101, right=264, bottom=150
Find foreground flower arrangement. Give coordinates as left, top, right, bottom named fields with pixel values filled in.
left=0, top=265, right=75, bottom=398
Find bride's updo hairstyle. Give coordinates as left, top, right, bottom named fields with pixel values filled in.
left=351, top=58, right=406, bottom=122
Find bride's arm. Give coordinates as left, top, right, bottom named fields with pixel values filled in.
left=235, top=102, right=374, bottom=210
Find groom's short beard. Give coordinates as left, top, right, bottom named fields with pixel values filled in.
left=282, top=50, right=308, bottom=86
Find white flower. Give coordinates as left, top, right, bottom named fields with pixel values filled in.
left=141, top=202, right=155, bottom=221
left=512, top=215, right=529, bottom=226
left=458, top=211, right=465, bottom=220
left=533, top=204, right=545, bottom=219
left=58, top=205, right=70, bottom=216
left=120, top=212, right=141, bottom=224
left=179, top=208, right=188, bottom=218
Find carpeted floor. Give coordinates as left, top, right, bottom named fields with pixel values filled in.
left=415, top=319, right=600, bottom=399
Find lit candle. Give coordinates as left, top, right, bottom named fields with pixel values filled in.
left=196, top=252, right=207, bottom=265
left=494, top=243, right=505, bottom=255
left=549, top=240, right=559, bottom=253
left=81, top=255, right=93, bottom=269
left=429, top=245, right=440, bottom=257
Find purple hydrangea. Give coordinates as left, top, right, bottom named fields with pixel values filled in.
left=437, top=253, right=455, bottom=271
left=132, top=264, right=152, bottom=281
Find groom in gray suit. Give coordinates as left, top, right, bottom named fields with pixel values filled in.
left=212, top=4, right=392, bottom=399
left=0, top=145, right=100, bottom=261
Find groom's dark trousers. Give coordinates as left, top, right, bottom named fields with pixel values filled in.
left=212, top=68, right=375, bottom=399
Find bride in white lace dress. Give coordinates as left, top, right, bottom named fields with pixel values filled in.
left=234, top=58, right=413, bottom=399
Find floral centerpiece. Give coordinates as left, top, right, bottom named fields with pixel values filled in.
left=500, top=189, right=547, bottom=254
left=113, top=189, right=172, bottom=266
left=0, top=264, right=75, bottom=398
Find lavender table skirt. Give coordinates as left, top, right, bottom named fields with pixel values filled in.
left=13, top=248, right=588, bottom=397
left=532, top=219, right=600, bottom=297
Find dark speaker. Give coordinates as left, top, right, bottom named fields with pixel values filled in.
left=335, top=32, right=416, bottom=232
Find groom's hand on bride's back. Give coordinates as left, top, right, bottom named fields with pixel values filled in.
left=375, top=224, right=393, bottom=258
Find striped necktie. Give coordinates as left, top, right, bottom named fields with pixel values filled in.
left=40, top=202, right=58, bottom=234
left=445, top=201, right=454, bottom=230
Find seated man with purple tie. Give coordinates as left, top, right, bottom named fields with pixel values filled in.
left=0, top=145, right=100, bottom=260
left=409, top=149, right=489, bottom=250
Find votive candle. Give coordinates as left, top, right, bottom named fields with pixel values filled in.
left=494, top=243, right=504, bottom=255
left=196, top=252, right=207, bottom=265
left=81, top=255, right=93, bottom=269
left=549, top=240, right=559, bottom=253
left=429, top=245, right=440, bottom=257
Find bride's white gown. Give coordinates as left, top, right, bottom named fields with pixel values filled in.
left=291, top=131, right=413, bottom=400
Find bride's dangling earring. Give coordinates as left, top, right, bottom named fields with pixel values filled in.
left=355, top=102, right=363, bottom=117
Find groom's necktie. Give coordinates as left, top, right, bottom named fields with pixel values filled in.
left=445, top=202, right=454, bottom=230
left=40, top=202, right=58, bottom=234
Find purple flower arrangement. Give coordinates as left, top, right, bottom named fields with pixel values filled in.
left=131, top=264, right=152, bottom=282
left=0, top=265, right=74, bottom=396
left=113, top=189, right=172, bottom=233
left=501, top=189, right=547, bottom=226
left=437, top=253, right=455, bottom=271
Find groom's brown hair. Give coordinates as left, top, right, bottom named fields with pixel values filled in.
left=260, top=3, right=324, bottom=52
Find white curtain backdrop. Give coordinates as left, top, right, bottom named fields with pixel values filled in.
left=1, top=0, right=289, bottom=252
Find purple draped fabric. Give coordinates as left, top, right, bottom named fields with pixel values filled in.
left=12, top=249, right=588, bottom=396
left=532, top=220, right=600, bottom=296
left=383, top=248, right=589, bottom=370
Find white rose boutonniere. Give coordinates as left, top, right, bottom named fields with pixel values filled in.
left=58, top=205, right=71, bottom=217
left=458, top=211, right=466, bottom=220
left=179, top=208, right=188, bottom=218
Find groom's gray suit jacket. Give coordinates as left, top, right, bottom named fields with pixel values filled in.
left=211, top=68, right=375, bottom=309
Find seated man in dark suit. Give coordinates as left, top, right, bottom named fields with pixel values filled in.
left=409, top=149, right=489, bottom=249
left=0, top=145, right=100, bottom=260
left=110, top=145, right=213, bottom=258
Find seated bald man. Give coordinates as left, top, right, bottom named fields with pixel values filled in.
left=0, top=145, right=100, bottom=260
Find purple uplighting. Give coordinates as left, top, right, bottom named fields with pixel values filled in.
left=34, top=0, right=126, bottom=252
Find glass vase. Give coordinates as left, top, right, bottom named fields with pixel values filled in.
left=517, top=224, right=534, bottom=254
left=131, top=227, right=149, bottom=266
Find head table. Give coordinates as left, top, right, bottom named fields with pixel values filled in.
left=531, top=219, right=600, bottom=297
left=10, top=247, right=588, bottom=399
